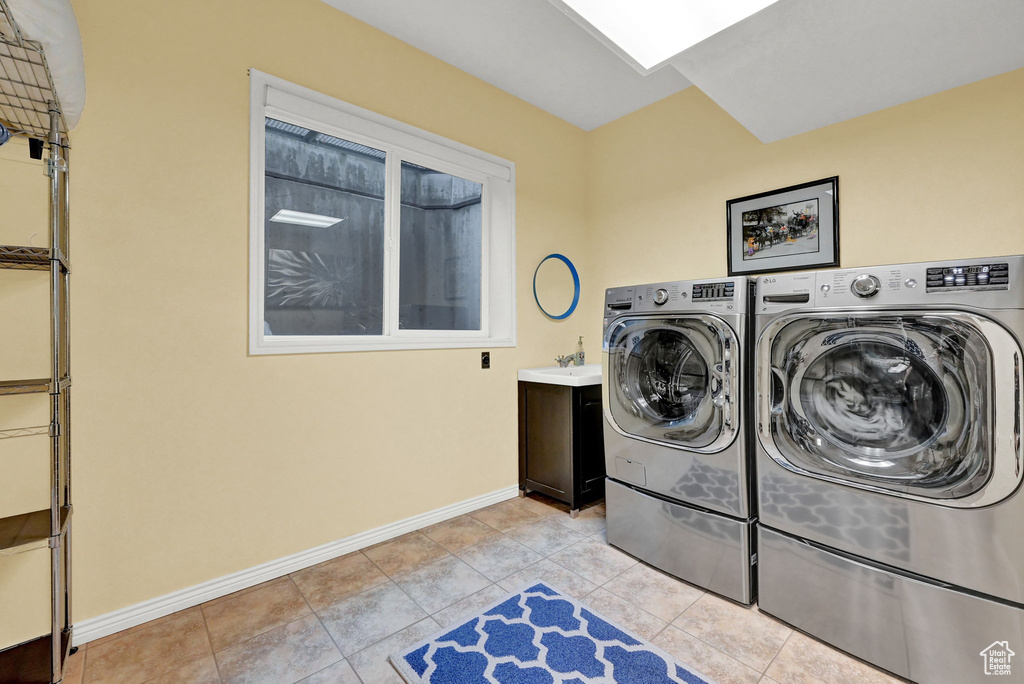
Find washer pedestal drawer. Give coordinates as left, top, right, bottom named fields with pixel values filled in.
left=605, top=478, right=755, bottom=604
left=758, top=525, right=1024, bottom=683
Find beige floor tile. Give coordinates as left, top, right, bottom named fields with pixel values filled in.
left=654, top=625, right=761, bottom=684
left=583, top=588, right=668, bottom=641
left=548, top=538, right=636, bottom=585
left=144, top=655, right=221, bottom=684
left=496, top=559, right=598, bottom=599
left=83, top=608, right=211, bottom=684
left=674, top=594, right=791, bottom=672
left=86, top=604, right=207, bottom=650
left=432, top=584, right=512, bottom=628
left=317, top=581, right=427, bottom=656
left=201, top=579, right=278, bottom=610
left=468, top=500, right=542, bottom=532
left=202, top=576, right=311, bottom=652
left=765, top=631, right=902, bottom=684
left=394, top=555, right=491, bottom=614
left=348, top=618, right=440, bottom=684
left=63, top=647, right=86, bottom=684
left=455, top=534, right=543, bottom=581
left=516, top=493, right=571, bottom=518
left=421, top=515, right=501, bottom=553
left=363, top=532, right=450, bottom=578
left=291, top=551, right=390, bottom=611
left=215, top=614, right=340, bottom=684
left=297, top=658, right=362, bottom=684
left=759, top=678, right=784, bottom=684
left=554, top=505, right=607, bottom=536
left=603, top=562, right=704, bottom=623
left=506, top=518, right=587, bottom=556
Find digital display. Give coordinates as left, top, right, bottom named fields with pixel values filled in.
left=926, top=263, right=1008, bottom=291
left=692, top=281, right=735, bottom=300
left=942, top=266, right=988, bottom=274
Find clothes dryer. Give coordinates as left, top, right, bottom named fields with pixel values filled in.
left=603, top=277, right=756, bottom=604
left=754, top=256, right=1024, bottom=683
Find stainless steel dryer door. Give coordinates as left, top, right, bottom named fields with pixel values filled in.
left=758, top=311, right=1022, bottom=507
left=606, top=315, right=739, bottom=452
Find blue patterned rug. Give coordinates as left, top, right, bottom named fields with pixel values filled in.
left=390, top=582, right=716, bottom=684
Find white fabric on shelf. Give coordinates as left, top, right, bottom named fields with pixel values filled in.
left=7, top=0, right=86, bottom=130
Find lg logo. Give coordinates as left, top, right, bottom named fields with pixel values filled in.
left=763, top=277, right=776, bottom=284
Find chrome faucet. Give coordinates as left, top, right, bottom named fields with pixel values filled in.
left=555, top=338, right=585, bottom=368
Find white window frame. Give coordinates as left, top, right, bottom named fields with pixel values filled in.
left=249, top=69, right=517, bottom=355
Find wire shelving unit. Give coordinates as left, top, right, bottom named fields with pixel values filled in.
left=0, top=0, right=73, bottom=681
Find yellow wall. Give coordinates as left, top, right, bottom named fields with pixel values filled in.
left=2, top=0, right=1023, bottom=644
left=47, top=0, right=591, bottom=637
left=583, top=69, right=1024, bottom=345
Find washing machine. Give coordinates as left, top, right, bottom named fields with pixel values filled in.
left=754, top=256, right=1024, bottom=683
left=602, top=276, right=756, bottom=604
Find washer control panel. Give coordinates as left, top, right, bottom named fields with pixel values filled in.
left=692, top=281, right=735, bottom=301
left=926, top=262, right=1008, bottom=292
left=758, top=256, right=1020, bottom=313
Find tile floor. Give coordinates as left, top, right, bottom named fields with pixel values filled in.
left=64, top=494, right=902, bottom=684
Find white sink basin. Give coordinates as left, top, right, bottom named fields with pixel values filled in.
left=518, top=364, right=602, bottom=387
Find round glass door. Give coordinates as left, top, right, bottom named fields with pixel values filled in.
left=765, top=314, right=993, bottom=499
left=798, top=339, right=948, bottom=458
left=628, top=328, right=709, bottom=422
left=606, top=316, right=737, bottom=450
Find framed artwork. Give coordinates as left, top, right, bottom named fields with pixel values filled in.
left=727, top=176, right=839, bottom=276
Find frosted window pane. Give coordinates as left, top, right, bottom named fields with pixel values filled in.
left=398, top=162, right=482, bottom=331
left=263, top=118, right=385, bottom=336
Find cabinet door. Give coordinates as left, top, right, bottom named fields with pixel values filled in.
left=523, top=383, right=572, bottom=498
left=578, top=386, right=606, bottom=497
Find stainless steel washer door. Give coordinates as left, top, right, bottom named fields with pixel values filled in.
left=606, top=315, right=739, bottom=452
left=758, top=311, right=1023, bottom=507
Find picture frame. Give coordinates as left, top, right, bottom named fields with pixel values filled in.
left=726, top=176, right=839, bottom=276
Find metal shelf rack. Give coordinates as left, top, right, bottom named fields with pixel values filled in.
left=0, top=1, right=73, bottom=682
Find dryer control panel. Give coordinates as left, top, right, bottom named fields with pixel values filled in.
left=692, top=281, right=735, bottom=301
left=605, top=277, right=750, bottom=321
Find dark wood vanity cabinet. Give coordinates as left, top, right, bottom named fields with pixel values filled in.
left=518, top=382, right=606, bottom=514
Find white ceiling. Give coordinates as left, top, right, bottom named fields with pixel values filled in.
left=672, top=0, right=1024, bottom=143
left=323, top=0, right=1024, bottom=141
left=321, top=0, right=692, bottom=131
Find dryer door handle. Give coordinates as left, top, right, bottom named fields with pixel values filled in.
left=1014, top=351, right=1021, bottom=477
left=711, top=362, right=731, bottom=427
left=769, top=367, right=787, bottom=415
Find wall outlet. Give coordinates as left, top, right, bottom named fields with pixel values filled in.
left=481, top=351, right=490, bottom=369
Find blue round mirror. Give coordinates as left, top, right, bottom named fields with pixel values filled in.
left=533, top=253, right=580, bottom=320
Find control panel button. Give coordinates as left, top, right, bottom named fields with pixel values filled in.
left=905, top=278, right=917, bottom=288
left=653, top=288, right=669, bottom=305
left=851, top=274, right=881, bottom=298
left=820, top=284, right=830, bottom=293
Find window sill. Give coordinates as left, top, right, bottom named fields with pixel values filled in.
left=249, top=336, right=516, bottom=356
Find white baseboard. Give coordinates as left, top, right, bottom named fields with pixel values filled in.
left=73, top=484, right=519, bottom=646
